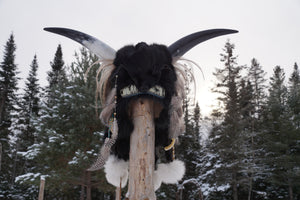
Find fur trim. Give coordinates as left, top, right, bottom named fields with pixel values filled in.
left=104, top=155, right=129, bottom=188
left=156, top=160, right=185, bottom=184
left=169, top=96, right=185, bottom=138
left=153, top=171, right=163, bottom=191
left=100, top=88, right=116, bottom=126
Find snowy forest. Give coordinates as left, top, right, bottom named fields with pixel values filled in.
left=0, top=33, right=299, bottom=200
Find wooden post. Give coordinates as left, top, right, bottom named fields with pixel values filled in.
left=115, top=187, right=121, bottom=200
left=128, top=98, right=156, bottom=200
left=38, top=176, right=45, bottom=200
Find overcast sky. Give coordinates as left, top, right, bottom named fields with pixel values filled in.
left=1, top=0, right=300, bottom=116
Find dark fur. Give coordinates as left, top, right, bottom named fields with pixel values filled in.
left=104, top=42, right=177, bottom=161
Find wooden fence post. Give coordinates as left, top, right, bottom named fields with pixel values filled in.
left=115, top=187, right=121, bottom=200
left=128, top=98, right=156, bottom=200
left=38, top=176, right=45, bottom=200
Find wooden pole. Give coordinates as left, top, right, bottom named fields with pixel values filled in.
left=38, top=176, right=45, bottom=200
left=115, top=187, right=121, bottom=200
left=128, top=98, right=156, bottom=200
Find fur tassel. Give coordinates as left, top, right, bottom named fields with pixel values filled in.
left=100, top=88, right=116, bottom=126
left=104, top=155, right=129, bottom=188
left=155, top=160, right=185, bottom=184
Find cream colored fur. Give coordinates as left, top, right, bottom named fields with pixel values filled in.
left=154, top=160, right=185, bottom=185
left=104, top=155, right=129, bottom=188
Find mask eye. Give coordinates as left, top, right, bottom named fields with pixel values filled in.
left=162, top=64, right=170, bottom=70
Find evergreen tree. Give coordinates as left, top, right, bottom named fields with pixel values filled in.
left=238, top=78, right=261, bottom=200
left=0, top=34, right=19, bottom=124
left=238, top=79, right=254, bottom=121
left=208, top=40, right=245, bottom=200
left=6, top=55, right=41, bottom=199
left=287, top=62, right=300, bottom=128
left=263, top=66, right=300, bottom=200
left=176, top=100, right=202, bottom=200
left=0, top=33, right=19, bottom=196
left=248, top=58, right=267, bottom=119
left=16, top=48, right=111, bottom=199
left=192, top=102, right=201, bottom=137
left=19, top=55, right=40, bottom=150
left=47, top=44, right=66, bottom=90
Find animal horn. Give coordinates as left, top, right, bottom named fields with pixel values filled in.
left=168, top=29, right=238, bottom=58
left=44, top=27, right=116, bottom=60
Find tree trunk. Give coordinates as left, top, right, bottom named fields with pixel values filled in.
left=86, top=171, right=91, bottom=200
left=80, top=172, right=85, bottom=200
left=288, top=178, right=293, bottom=200
left=0, top=142, right=2, bottom=172
left=232, top=172, right=238, bottom=200
left=128, top=98, right=156, bottom=200
left=248, top=126, right=254, bottom=200
left=199, top=189, right=204, bottom=200
left=247, top=175, right=253, bottom=200
left=80, top=184, right=85, bottom=200
left=11, top=143, right=19, bottom=185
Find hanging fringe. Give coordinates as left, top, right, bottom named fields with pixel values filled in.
left=87, top=119, right=118, bottom=171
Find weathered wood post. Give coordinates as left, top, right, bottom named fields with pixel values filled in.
left=38, top=176, right=45, bottom=200
left=128, top=98, right=156, bottom=200
left=115, top=187, right=121, bottom=200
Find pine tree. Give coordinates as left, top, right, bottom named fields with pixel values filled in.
left=267, top=66, right=287, bottom=124
left=16, top=48, right=111, bottom=199
left=248, top=58, right=267, bottom=119
left=287, top=62, right=300, bottom=128
left=192, top=102, right=201, bottom=137
left=0, top=33, right=20, bottom=196
left=241, top=59, right=269, bottom=199
left=18, top=55, right=40, bottom=150
left=176, top=100, right=202, bottom=200
left=0, top=34, right=19, bottom=124
left=208, top=40, right=245, bottom=200
left=47, top=44, right=66, bottom=90
left=263, top=66, right=299, bottom=200
left=7, top=55, right=41, bottom=198
left=238, top=79, right=254, bottom=121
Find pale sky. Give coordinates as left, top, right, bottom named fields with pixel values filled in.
left=1, top=0, right=300, bottom=116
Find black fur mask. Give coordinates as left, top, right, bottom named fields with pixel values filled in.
left=108, top=42, right=177, bottom=161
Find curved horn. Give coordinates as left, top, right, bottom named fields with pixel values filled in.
left=44, top=27, right=116, bottom=60
left=168, top=29, right=238, bottom=57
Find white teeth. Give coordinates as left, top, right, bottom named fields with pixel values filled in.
left=120, top=85, right=139, bottom=97
left=120, top=85, right=165, bottom=98
left=148, top=86, right=165, bottom=97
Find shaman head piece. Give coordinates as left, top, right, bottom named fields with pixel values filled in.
left=44, top=27, right=237, bottom=189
